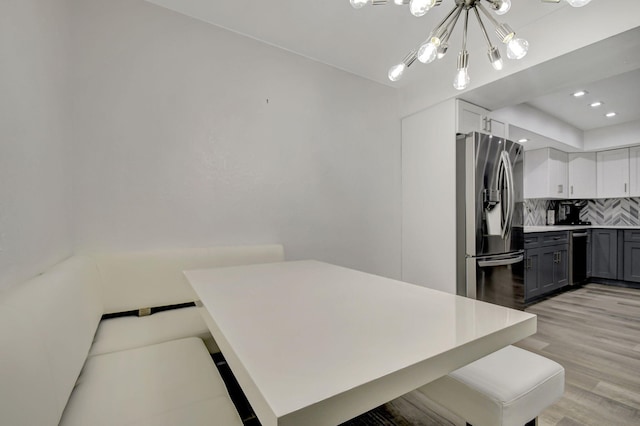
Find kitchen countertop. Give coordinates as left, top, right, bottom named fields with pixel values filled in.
left=524, top=225, right=640, bottom=233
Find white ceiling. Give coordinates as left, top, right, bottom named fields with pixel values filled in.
left=145, top=0, right=640, bottom=133
left=526, top=69, right=640, bottom=131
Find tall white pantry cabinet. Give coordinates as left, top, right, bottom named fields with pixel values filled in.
left=402, top=99, right=506, bottom=296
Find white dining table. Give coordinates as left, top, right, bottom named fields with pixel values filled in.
left=184, top=260, right=536, bottom=426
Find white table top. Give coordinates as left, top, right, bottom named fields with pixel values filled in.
left=185, top=260, right=536, bottom=426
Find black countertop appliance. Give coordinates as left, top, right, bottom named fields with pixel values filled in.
left=557, top=201, right=588, bottom=225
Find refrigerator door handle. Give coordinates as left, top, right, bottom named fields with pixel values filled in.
left=499, top=151, right=514, bottom=239
left=477, top=253, right=524, bottom=267
left=505, top=151, right=515, bottom=233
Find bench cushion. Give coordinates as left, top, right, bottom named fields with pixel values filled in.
left=89, top=306, right=214, bottom=356
left=60, top=337, right=242, bottom=426
left=94, top=244, right=285, bottom=314
left=419, top=345, right=564, bottom=426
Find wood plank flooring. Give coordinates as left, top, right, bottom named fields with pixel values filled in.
left=223, top=283, right=640, bottom=425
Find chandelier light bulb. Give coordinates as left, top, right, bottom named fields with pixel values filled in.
left=565, top=0, right=591, bottom=7
left=453, top=50, right=469, bottom=90
left=394, top=0, right=405, bottom=4
left=488, top=47, right=503, bottom=70
left=417, top=42, right=438, bottom=64
left=388, top=63, right=406, bottom=81
left=506, top=37, right=529, bottom=59
left=350, top=0, right=370, bottom=9
left=409, top=0, right=436, bottom=17
left=495, top=0, right=511, bottom=15
left=453, top=68, right=470, bottom=90
left=437, top=43, right=449, bottom=59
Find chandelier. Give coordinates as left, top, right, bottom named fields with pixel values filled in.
left=350, top=0, right=592, bottom=90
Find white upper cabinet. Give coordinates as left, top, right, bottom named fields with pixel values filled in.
left=456, top=100, right=506, bottom=138
left=524, top=148, right=568, bottom=199
left=630, top=146, right=640, bottom=197
left=568, top=153, right=597, bottom=199
left=597, top=148, right=630, bottom=198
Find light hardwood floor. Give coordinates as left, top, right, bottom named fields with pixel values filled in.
left=342, top=283, right=640, bottom=426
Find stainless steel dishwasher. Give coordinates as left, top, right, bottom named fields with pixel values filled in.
left=569, top=230, right=589, bottom=285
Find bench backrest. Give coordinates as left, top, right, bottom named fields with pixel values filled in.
left=94, top=244, right=285, bottom=314
left=0, top=256, right=103, bottom=426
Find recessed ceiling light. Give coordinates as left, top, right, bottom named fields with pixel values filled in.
left=605, top=112, right=617, bottom=118
left=590, top=101, right=603, bottom=107
left=572, top=90, right=588, bottom=97
left=518, top=138, right=529, bottom=143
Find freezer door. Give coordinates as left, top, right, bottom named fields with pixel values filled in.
left=466, top=251, right=525, bottom=310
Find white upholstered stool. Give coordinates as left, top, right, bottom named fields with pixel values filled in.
left=418, top=345, right=564, bottom=426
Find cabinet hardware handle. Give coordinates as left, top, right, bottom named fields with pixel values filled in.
left=571, top=185, right=574, bottom=195
left=488, top=118, right=492, bottom=133
left=625, top=183, right=628, bottom=193
left=558, top=184, right=563, bottom=194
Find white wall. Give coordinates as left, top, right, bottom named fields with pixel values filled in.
left=69, top=0, right=402, bottom=279
left=492, top=104, right=584, bottom=150
left=0, top=0, right=74, bottom=291
left=584, top=120, right=640, bottom=151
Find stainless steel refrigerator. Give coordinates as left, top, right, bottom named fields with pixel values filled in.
left=456, top=132, right=525, bottom=310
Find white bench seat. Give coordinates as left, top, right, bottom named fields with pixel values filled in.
left=0, top=245, right=285, bottom=426
left=419, top=345, right=564, bottom=426
left=60, top=337, right=241, bottom=426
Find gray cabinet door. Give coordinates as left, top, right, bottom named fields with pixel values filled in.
left=539, top=246, right=557, bottom=293
left=591, top=229, right=618, bottom=279
left=623, top=242, right=640, bottom=283
left=524, top=249, right=541, bottom=300
left=555, top=245, right=569, bottom=288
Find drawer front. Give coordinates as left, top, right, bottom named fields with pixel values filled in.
left=542, top=232, right=569, bottom=246
left=524, top=234, right=541, bottom=249
left=624, top=230, right=640, bottom=242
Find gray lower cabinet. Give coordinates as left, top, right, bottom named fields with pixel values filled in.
left=623, top=230, right=640, bottom=283
left=591, top=229, right=618, bottom=279
left=524, top=232, right=569, bottom=301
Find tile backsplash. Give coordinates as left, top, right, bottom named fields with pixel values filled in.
left=524, top=198, right=640, bottom=226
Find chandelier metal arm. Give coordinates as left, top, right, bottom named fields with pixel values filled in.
left=461, top=7, right=469, bottom=52
left=475, top=2, right=500, bottom=29
left=473, top=6, right=493, bottom=49
left=474, top=5, right=503, bottom=70
left=443, top=5, right=465, bottom=44
left=433, top=3, right=465, bottom=37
